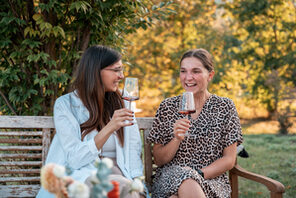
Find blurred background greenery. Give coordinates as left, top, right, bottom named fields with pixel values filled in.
left=1, top=1, right=296, bottom=196
left=1, top=0, right=295, bottom=135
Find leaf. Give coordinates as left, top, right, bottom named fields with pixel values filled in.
left=70, top=1, right=91, bottom=13
left=24, top=27, right=31, bottom=37
left=32, top=14, right=42, bottom=21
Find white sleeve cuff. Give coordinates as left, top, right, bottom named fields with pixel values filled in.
left=87, top=138, right=101, bottom=156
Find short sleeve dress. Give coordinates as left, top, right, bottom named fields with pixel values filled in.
left=147, top=94, right=243, bottom=198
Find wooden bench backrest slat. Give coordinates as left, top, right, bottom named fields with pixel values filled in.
left=0, top=161, right=42, bottom=166
left=0, top=138, right=42, bottom=144
left=0, top=145, right=43, bottom=151
left=0, top=153, right=42, bottom=159
left=0, top=116, right=54, bottom=128
left=0, top=177, right=40, bottom=182
left=0, top=185, right=41, bottom=197
left=0, top=169, right=41, bottom=174
left=0, top=131, right=43, bottom=136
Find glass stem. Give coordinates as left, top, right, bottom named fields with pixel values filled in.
left=128, top=101, right=131, bottom=110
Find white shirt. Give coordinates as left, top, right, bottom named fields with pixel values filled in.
left=37, top=91, right=143, bottom=198
left=101, top=133, right=116, bottom=158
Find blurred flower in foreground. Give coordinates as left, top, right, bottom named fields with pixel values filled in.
left=121, top=177, right=145, bottom=197
left=90, top=158, right=114, bottom=198
left=130, top=178, right=144, bottom=193
left=40, top=163, right=75, bottom=198
left=68, top=181, right=90, bottom=198
left=107, top=181, right=120, bottom=198
left=40, top=158, right=144, bottom=198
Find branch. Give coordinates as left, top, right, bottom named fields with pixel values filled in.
left=0, top=88, right=17, bottom=115
left=80, top=27, right=91, bottom=51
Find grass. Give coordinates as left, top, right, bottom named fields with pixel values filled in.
left=237, top=134, right=296, bottom=197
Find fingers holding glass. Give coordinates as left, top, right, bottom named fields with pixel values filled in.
left=110, top=109, right=134, bottom=130
left=174, top=119, right=190, bottom=140
left=121, top=77, right=139, bottom=124
left=178, top=92, right=195, bottom=136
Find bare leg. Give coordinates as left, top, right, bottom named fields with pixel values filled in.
left=169, top=195, right=178, bottom=198
left=178, top=179, right=206, bottom=198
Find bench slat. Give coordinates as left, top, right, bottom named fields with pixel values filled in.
left=0, top=169, right=40, bottom=174
left=0, top=145, right=42, bottom=151
left=0, top=177, right=40, bottom=182
left=0, top=138, right=42, bottom=144
left=0, top=131, right=43, bottom=136
left=0, top=161, right=42, bottom=166
left=0, top=153, right=42, bottom=159
left=0, top=116, right=54, bottom=128
left=0, top=185, right=40, bottom=197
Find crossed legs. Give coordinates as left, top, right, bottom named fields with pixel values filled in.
left=169, top=178, right=206, bottom=198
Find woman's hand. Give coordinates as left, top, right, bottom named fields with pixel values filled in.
left=106, top=108, right=134, bottom=132
left=173, top=118, right=190, bottom=141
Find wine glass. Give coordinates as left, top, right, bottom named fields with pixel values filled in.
left=122, top=77, right=139, bottom=123
left=178, top=92, right=196, bottom=137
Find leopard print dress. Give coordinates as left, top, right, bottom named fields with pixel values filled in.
left=147, top=94, right=243, bottom=198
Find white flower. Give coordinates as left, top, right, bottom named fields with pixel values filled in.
left=89, top=170, right=100, bottom=184
left=68, top=181, right=90, bottom=198
left=94, top=158, right=100, bottom=166
left=101, top=158, right=113, bottom=169
left=130, top=178, right=144, bottom=193
left=52, top=164, right=65, bottom=178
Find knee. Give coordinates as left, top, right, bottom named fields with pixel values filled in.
left=179, top=179, right=205, bottom=197
left=179, top=178, right=202, bottom=192
left=181, top=178, right=197, bottom=186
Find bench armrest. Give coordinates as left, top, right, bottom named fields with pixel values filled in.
left=229, top=164, right=285, bottom=197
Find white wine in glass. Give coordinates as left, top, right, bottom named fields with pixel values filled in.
left=178, top=92, right=196, bottom=136
left=122, top=78, right=139, bottom=123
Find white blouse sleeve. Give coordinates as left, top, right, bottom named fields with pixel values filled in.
left=127, top=122, right=143, bottom=178
left=53, top=97, right=100, bottom=170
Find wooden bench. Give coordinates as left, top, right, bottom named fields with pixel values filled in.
left=0, top=116, right=285, bottom=197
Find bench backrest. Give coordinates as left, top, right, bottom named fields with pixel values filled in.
left=0, top=116, right=54, bottom=197
left=0, top=116, right=153, bottom=197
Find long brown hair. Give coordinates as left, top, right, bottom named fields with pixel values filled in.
left=72, top=45, right=124, bottom=146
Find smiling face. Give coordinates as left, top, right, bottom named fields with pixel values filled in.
left=180, top=57, right=214, bottom=95
left=100, top=60, right=124, bottom=92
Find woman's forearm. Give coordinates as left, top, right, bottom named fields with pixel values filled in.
left=201, top=155, right=236, bottom=179
left=94, top=124, right=114, bottom=150
left=153, top=138, right=181, bottom=166
left=202, top=143, right=237, bottom=179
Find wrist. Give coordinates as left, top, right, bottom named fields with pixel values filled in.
left=197, top=169, right=204, bottom=178
left=172, top=137, right=181, bottom=143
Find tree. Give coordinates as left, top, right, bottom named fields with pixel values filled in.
left=0, top=0, right=173, bottom=115
left=222, top=0, right=296, bottom=119
left=125, top=0, right=222, bottom=116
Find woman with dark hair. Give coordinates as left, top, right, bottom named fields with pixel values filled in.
left=147, top=48, right=243, bottom=198
left=37, top=45, right=145, bottom=198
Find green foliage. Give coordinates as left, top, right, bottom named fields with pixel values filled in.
left=0, top=0, right=174, bottom=115
left=222, top=0, right=296, bottom=118
left=126, top=0, right=220, bottom=116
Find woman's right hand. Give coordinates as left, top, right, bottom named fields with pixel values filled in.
left=173, top=118, right=191, bottom=141
left=107, top=108, right=134, bottom=132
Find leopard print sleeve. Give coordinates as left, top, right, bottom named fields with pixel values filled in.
left=222, top=98, right=243, bottom=149
left=147, top=98, right=176, bottom=145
